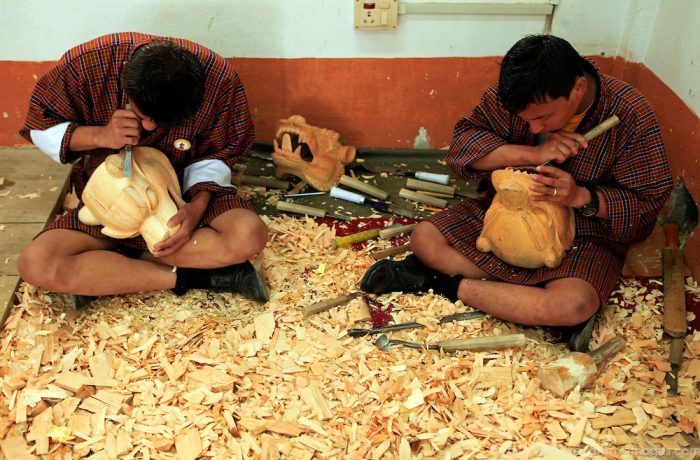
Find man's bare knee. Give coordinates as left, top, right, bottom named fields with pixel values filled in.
left=542, top=292, right=599, bottom=326
left=17, top=242, right=61, bottom=290
left=220, top=216, right=268, bottom=265
left=410, top=222, right=445, bottom=265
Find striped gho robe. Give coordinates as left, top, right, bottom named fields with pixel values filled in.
left=20, top=32, right=255, bottom=252
left=427, top=60, right=673, bottom=302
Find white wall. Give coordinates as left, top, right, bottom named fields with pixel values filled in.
left=1, top=0, right=697, bottom=113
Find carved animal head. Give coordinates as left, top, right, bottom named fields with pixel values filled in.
left=272, top=115, right=355, bottom=191
left=476, top=168, right=575, bottom=269
left=78, top=146, right=186, bottom=253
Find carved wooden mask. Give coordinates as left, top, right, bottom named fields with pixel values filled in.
left=78, top=147, right=186, bottom=253
left=272, top=115, right=356, bottom=191
left=476, top=169, right=575, bottom=269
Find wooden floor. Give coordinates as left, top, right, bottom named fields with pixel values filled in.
left=0, top=148, right=71, bottom=324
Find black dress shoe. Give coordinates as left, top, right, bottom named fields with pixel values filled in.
left=360, top=255, right=430, bottom=295
left=209, top=261, right=269, bottom=303
left=72, top=295, right=96, bottom=309
left=562, top=313, right=597, bottom=352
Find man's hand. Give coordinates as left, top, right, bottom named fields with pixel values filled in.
left=536, top=131, right=588, bottom=164
left=152, top=191, right=211, bottom=258
left=529, top=164, right=588, bottom=207
left=94, top=109, right=141, bottom=149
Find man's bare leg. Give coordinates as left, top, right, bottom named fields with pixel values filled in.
left=18, top=209, right=268, bottom=296
left=410, top=222, right=599, bottom=327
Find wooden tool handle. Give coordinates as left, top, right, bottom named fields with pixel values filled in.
left=589, top=335, right=626, bottom=367
left=276, top=201, right=326, bottom=218
left=399, top=188, right=448, bottom=208
left=406, top=178, right=456, bottom=196
left=370, top=244, right=411, bottom=260
left=583, top=115, right=620, bottom=142
left=339, top=175, right=389, bottom=200
left=437, top=334, right=527, bottom=352
left=379, top=223, right=417, bottom=240
left=334, top=228, right=381, bottom=248
left=303, top=293, right=359, bottom=317
left=237, top=175, right=291, bottom=190
left=662, top=223, right=687, bottom=337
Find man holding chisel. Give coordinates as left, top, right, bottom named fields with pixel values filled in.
left=361, top=35, right=673, bottom=351
left=18, top=33, right=269, bottom=303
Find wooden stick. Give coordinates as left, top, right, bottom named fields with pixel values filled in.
left=334, top=228, right=381, bottom=248
left=370, top=244, right=411, bottom=260
left=583, top=115, right=620, bottom=142
left=233, top=175, right=291, bottom=190
left=399, top=188, right=448, bottom=208
left=339, top=175, right=389, bottom=200
left=437, top=334, right=527, bottom=352
left=276, top=201, right=326, bottom=218
left=379, top=223, right=417, bottom=240
left=406, top=178, right=456, bottom=196
left=662, top=223, right=687, bottom=337
left=303, top=292, right=360, bottom=317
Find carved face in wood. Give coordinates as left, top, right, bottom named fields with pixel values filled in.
left=476, top=169, right=575, bottom=269
left=78, top=146, right=186, bottom=253
left=272, top=115, right=355, bottom=191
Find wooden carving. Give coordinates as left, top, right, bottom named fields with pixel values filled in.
left=78, top=146, right=186, bottom=253
left=476, top=169, right=575, bottom=269
left=272, top=115, right=356, bottom=191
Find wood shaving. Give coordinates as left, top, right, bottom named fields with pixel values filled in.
left=0, top=216, right=698, bottom=459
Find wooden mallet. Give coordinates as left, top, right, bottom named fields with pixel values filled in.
left=538, top=335, right=626, bottom=397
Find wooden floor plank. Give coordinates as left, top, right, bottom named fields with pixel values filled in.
left=0, top=275, right=20, bottom=326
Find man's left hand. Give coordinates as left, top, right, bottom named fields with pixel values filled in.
left=529, top=164, right=587, bottom=207
left=152, top=200, right=207, bottom=257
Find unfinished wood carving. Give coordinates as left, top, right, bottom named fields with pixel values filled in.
left=272, top=115, right=356, bottom=191
left=476, top=169, right=575, bottom=269
left=78, top=147, right=186, bottom=253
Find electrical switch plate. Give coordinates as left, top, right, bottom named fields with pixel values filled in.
left=354, top=0, right=398, bottom=30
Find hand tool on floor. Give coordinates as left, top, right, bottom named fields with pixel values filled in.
left=330, top=187, right=418, bottom=218
left=339, top=174, right=389, bottom=200
left=399, top=188, right=448, bottom=208
left=659, top=178, right=697, bottom=395
left=276, top=201, right=352, bottom=222
left=438, top=311, right=486, bottom=324
left=347, top=322, right=425, bottom=338
left=375, top=333, right=527, bottom=352
left=405, top=178, right=457, bottom=197
left=123, top=103, right=134, bottom=178
left=352, top=164, right=451, bottom=185
left=538, top=335, right=626, bottom=397
left=333, top=228, right=381, bottom=248
left=379, top=223, right=417, bottom=240
left=302, top=292, right=361, bottom=317
left=283, top=191, right=326, bottom=198
left=370, top=244, right=411, bottom=260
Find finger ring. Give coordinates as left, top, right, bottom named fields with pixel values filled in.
left=552, top=187, right=558, bottom=197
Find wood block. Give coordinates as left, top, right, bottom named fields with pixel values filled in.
left=54, top=372, right=86, bottom=393
left=175, top=426, right=202, bottom=460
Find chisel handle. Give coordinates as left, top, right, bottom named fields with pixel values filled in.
left=406, top=178, right=456, bottom=196
left=583, top=115, right=620, bottom=142
left=276, top=201, right=327, bottom=218
left=379, top=223, right=417, bottom=239
left=370, top=244, right=411, bottom=260
left=339, top=175, right=389, bottom=200
left=399, top=188, right=448, bottom=208
left=437, top=334, right=527, bottom=352
left=415, top=171, right=450, bottom=185
left=302, top=293, right=360, bottom=317
left=334, top=228, right=381, bottom=248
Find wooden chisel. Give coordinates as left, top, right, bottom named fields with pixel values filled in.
left=276, top=201, right=352, bottom=221
left=302, top=292, right=361, bottom=317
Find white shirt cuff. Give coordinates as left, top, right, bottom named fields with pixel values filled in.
left=182, top=159, right=233, bottom=194
left=29, top=122, right=71, bottom=163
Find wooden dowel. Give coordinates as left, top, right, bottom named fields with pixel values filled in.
left=339, top=175, right=389, bottom=200
left=276, top=201, right=327, bottom=218
left=399, top=188, right=448, bottom=208
left=406, top=178, right=456, bottom=196
left=437, top=334, right=527, bottom=352
left=370, top=244, right=411, bottom=260
left=379, top=223, right=417, bottom=240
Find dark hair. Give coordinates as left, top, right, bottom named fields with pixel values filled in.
left=498, top=35, right=585, bottom=114
left=122, top=40, right=205, bottom=127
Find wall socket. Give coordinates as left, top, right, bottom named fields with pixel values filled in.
left=354, top=0, right=398, bottom=30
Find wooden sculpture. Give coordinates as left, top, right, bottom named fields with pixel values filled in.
left=476, top=168, right=575, bottom=269
left=272, top=115, right=356, bottom=191
left=78, top=147, right=186, bottom=253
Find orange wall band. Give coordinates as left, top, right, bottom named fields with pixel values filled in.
left=1, top=56, right=699, bottom=275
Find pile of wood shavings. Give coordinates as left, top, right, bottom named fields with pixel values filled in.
left=0, top=215, right=698, bottom=459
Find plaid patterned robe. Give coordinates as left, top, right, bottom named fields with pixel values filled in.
left=427, top=60, right=673, bottom=302
left=20, top=32, right=255, bottom=251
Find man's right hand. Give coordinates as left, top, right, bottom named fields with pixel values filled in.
left=93, top=109, right=142, bottom=149
left=536, top=131, right=588, bottom=164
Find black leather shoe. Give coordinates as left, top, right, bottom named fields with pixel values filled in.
left=563, top=314, right=597, bottom=352
left=360, top=255, right=428, bottom=295
left=72, top=295, right=96, bottom=309
left=209, top=261, right=269, bottom=303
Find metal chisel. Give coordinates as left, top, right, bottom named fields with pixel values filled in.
left=123, top=102, right=134, bottom=178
